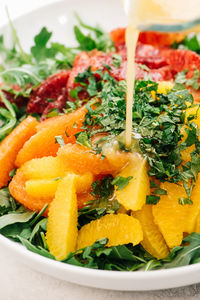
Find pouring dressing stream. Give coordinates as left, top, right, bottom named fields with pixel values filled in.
left=124, top=0, right=200, bottom=148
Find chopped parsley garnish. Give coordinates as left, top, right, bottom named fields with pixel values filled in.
left=138, top=63, right=150, bottom=72
left=75, top=131, right=92, bottom=148
left=112, top=176, right=133, bottom=191
left=112, top=54, right=122, bottom=68
left=78, top=176, right=120, bottom=227
left=55, top=135, right=65, bottom=147
left=74, top=67, right=200, bottom=204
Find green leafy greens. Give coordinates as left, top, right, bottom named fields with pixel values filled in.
left=75, top=68, right=200, bottom=204
left=172, top=33, right=200, bottom=54
left=1, top=13, right=200, bottom=273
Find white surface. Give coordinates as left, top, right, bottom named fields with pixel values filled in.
left=1, top=0, right=200, bottom=298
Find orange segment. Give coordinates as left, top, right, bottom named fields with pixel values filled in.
left=115, top=155, right=150, bottom=211
left=9, top=169, right=52, bottom=215
left=152, top=175, right=200, bottom=248
left=195, top=211, right=200, bottom=233
left=46, top=174, right=78, bottom=260
left=22, top=157, right=65, bottom=179
left=0, top=116, right=38, bottom=188
left=77, top=192, right=93, bottom=210
left=25, top=172, right=93, bottom=198
left=15, top=107, right=87, bottom=167
left=25, top=179, right=60, bottom=198
left=77, top=213, right=143, bottom=250
left=57, top=143, right=129, bottom=175
left=74, top=172, right=94, bottom=193
left=133, top=205, right=169, bottom=259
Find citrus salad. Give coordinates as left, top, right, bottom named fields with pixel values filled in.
left=1, top=15, right=200, bottom=271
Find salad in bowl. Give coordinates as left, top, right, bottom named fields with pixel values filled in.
left=0, top=13, right=200, bottom=272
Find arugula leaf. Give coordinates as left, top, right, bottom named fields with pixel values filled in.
left=0, top=210, right=36, bottom=230
left=0, top=89, right=17, bottom=140
left=172, top=33, right=200, bottom=54
left=0, top=188, right=16, bottom=216
left=31, top=27, right=57, bottom=62
left=74, top=14, right=114, bottom=52
left=0, top=66, right=41, bottom=87
left=165, top=233, right=200, bottom=268
left=175, top=68, right=200, bottom=90
left=6, top=7, right=31, bottom=65
left=18, top=236, right=55, bottom=259
left=29, top=218, right=47, bottom=242
left=64, top=239, right=147, bottom=271
left=0, top=223, right=32, bottom=241
left=111, top=176, right=133, bottom=190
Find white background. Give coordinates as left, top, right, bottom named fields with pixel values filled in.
left=0, top=0, right=200, bottom=299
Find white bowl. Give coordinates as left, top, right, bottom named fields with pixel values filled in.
left=1, top=0, right=200, bottom=291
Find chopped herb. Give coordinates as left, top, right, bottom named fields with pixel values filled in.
left=153, top=188, right=167, bottom=195
left=138, top=64, right=150, bottom=72
left=9, top=168, right=16, bottom=178
left=112, top=54, right=122, bottom=68
left=146, top=195, right=160, bottom=205
left=75, top=131, right=92, bottom=148
left=45, top=108, right=59, bottom=118
left=178, top=197, right=193, bottom=205
left=78, top=176, right=120, bottom=227
left=112, top=176, right=133, bottom=191
left=46, top=98, right=55, bottom=103
left=55, top=135, right=65, bottom=147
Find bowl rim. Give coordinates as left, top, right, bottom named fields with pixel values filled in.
left=0, top=0, right=200, bottom=286
left=0, top=231, right=199, bottom=279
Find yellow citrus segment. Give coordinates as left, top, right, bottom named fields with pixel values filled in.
left=46, top=174, right=78, bottom=260
left=77, top=213, right=143, bottom=250
left=25, top=172, right=93, bottom=198
left=133, top=205, right=169, bottom=259
left=151, top=81, right=173, bottom=99
left=186, top=175, right=200, bottom=233
left=185, top=105, right=200, bottom=127
left=25, top=179, right=60, bottom=198
left=157, top=81, right=174, bottom=94
left=152, top=175, right=200, bottom=248
left=75, top=172, right=94, bottom=194
left=9, top=169, right=52, bottom=215
left=22, top=157, right=65, bottom=179
left=181, top=105, right=200, bottom=162
left=115, top=155, right=150, bottom=211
